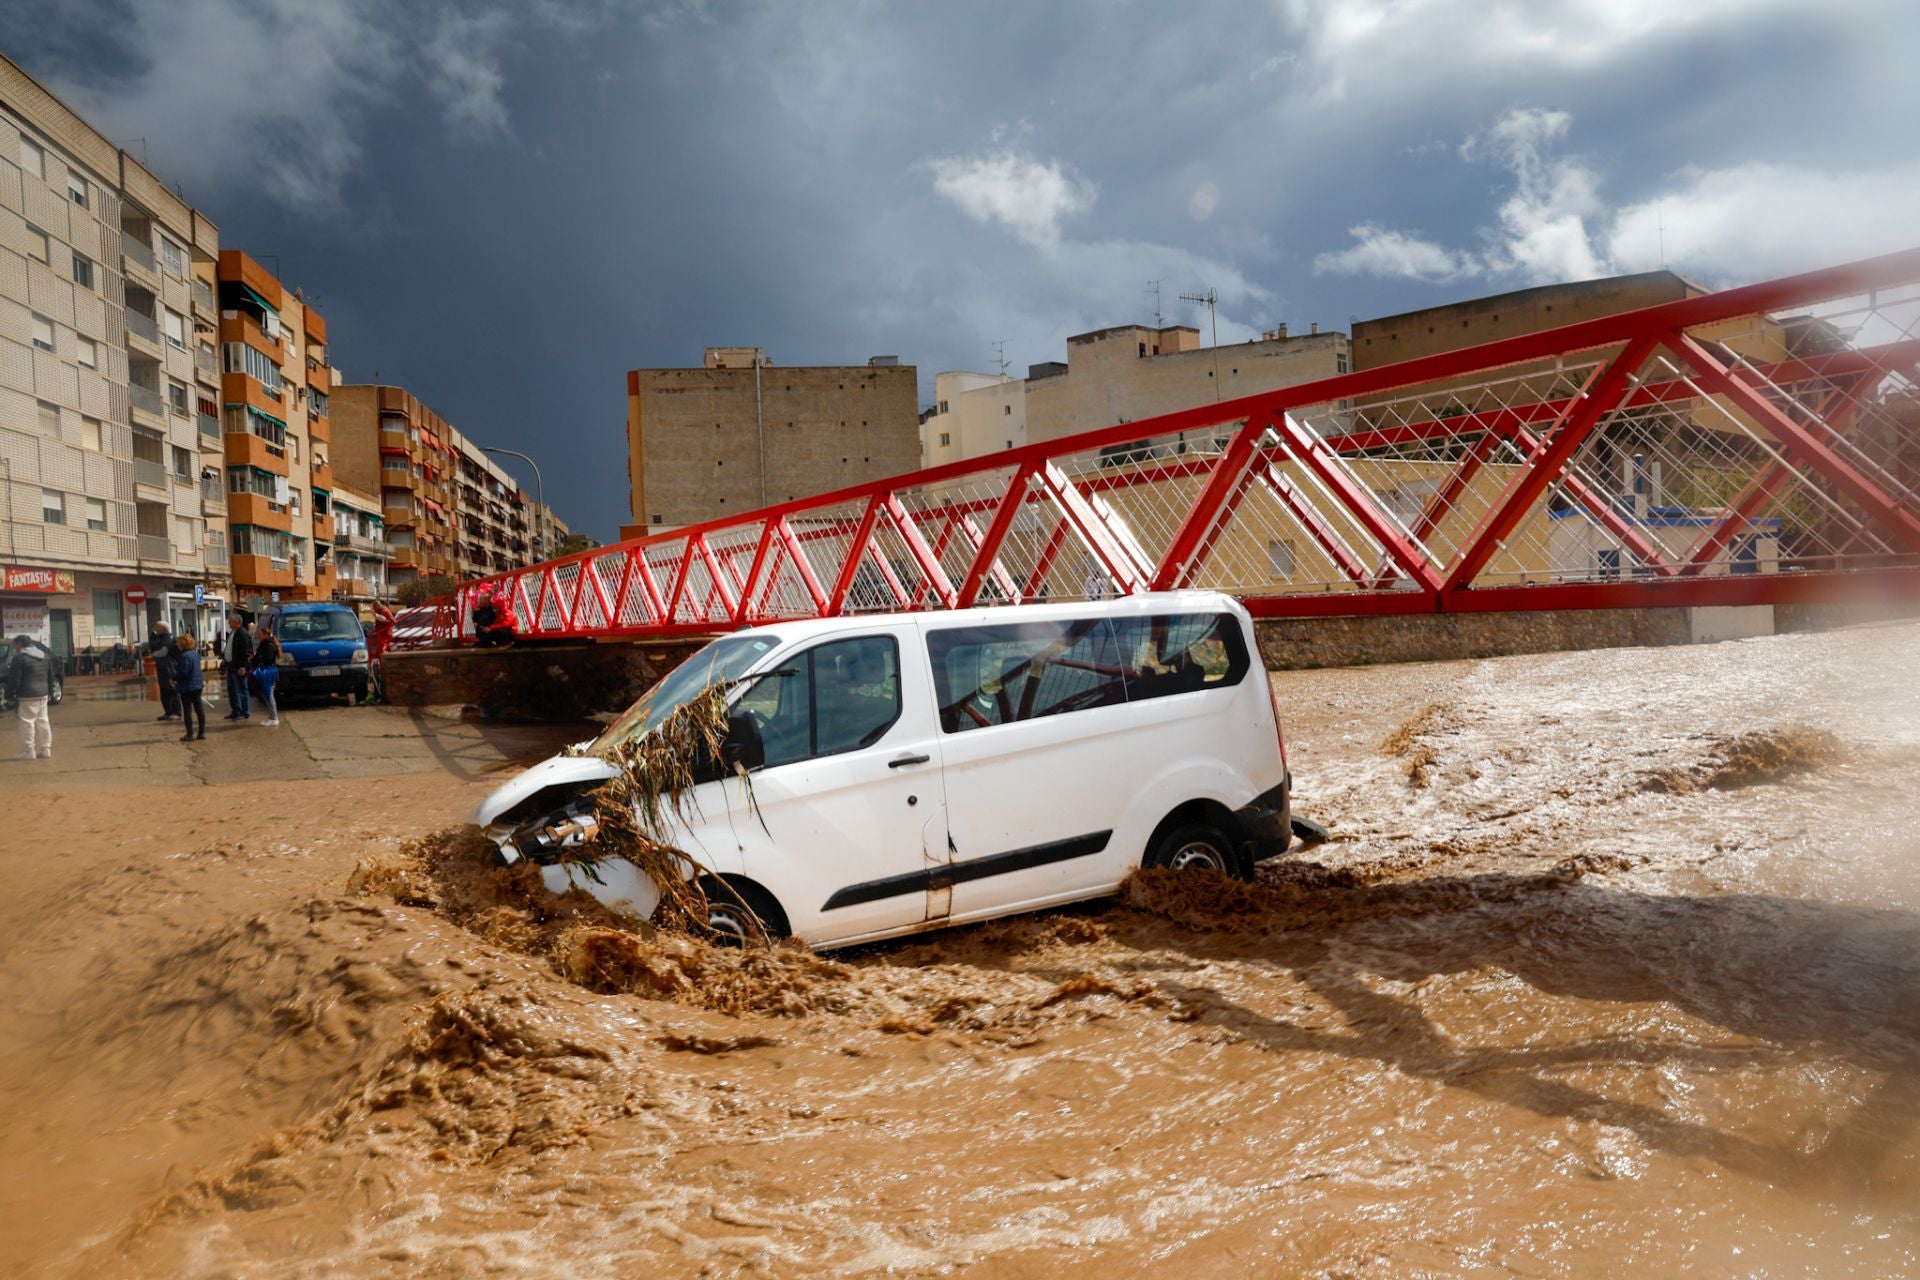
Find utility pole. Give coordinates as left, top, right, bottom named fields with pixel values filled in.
left=992, top=340, right=1009, bottom=379
left=1146, top=280, right=1165, bottom=328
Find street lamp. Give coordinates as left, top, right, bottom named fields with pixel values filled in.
left=479, top=446, right=545, bottom=561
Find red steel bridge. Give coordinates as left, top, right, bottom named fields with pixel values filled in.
left=397, top=249, right=1920, bottom=648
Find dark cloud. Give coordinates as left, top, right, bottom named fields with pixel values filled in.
left=4, top=0, right=1913, bottom=538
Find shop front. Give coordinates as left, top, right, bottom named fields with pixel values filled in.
left=0, top=567, right=74, bottom=652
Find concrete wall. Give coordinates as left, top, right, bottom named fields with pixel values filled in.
left=383, top=639, right=711, bottom=720
left=626, top=360, right=921, bottom=529
left=1026, top=326, right=1348, bottom=447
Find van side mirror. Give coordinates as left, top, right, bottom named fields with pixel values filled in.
left=722, top=710, right=765, bottom=772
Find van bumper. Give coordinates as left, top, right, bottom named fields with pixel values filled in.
left=1234, top=774, right=1293, bottom=863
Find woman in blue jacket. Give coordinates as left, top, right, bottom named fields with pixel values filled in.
left=175, top=632, right=207, bottom=741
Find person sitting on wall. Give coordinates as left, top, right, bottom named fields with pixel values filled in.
left=472, top=587, right=518, bottom=648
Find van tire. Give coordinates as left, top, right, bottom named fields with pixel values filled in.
left=1145, top=820, right=1246, bottom=880
left=696, top=876, right=790, bottom=946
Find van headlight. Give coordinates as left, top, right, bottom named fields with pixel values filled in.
left=351, top=648, right=368, bottom=664
left=277, top=652, right=294, bottom=667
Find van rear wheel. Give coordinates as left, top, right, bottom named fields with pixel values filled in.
left=1146, top=821, right=1247, bottom=879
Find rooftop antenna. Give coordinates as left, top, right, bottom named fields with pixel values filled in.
left=991, top=340, right=1010, bottom=379
left=1146, top=279, right=1165, bottom=328
left=1658, top=203, right=1666, bottom=267
left=1181, top=286, right=1222, bottom=410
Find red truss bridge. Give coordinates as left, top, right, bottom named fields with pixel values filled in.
left=397, top=249, right=1920, bottom=648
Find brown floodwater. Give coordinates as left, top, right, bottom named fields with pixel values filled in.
left=2, top=623, right=1917, bottom=1277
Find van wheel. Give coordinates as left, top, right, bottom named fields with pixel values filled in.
left=1146, top=821, right=1245, bottom=879
left=695, top=877, right=790, bottom=946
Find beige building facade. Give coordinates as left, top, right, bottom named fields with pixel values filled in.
left=329, top=480, right=389, bottom=604
left=625, top=349, right=920, bottom=533
left=0, top=52, right=231, bottom=657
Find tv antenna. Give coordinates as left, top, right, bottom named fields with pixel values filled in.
left=1181, top=287, right=1221, bottom=406
left=991, top=339, right=1009, bottom=379
left=1146, top=279, right=1165, bottom=328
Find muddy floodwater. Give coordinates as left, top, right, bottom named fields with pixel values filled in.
left=2, top=624, right=1917, bottom=1277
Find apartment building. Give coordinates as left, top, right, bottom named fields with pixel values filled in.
left=215, top=250, right=343, bottom=606
left=0, top=53, right=229, bottom=657
left=329, top=481, right=389, bottom=604
left=332, top=384, right=542, bottom=591
left=624, top=348, right=920, bottom=533
left=451, top=437, right=534, bottom=578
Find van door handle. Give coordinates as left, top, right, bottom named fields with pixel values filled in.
left=888, top=753, right=931, bottom=768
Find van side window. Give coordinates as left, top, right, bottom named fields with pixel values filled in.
left=1112, top=612, right=1250, bottom=701
left=928, top=618, right=1127, bottom=733
left=735, top=635, right=902, bottom=768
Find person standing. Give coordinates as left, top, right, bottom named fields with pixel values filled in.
left=225, top=613, right=254, bottom=720
left=175, top=633, right=207, bottom=741
left=251, top=625, right=282, bottom=727
left=147, top=621, right=181, bottom=722
left=5, top=634, right=53, bottom=760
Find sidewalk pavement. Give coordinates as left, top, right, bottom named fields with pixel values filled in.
left=0, top=676, right=591, bottom=790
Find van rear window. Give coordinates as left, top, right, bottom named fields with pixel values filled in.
left=928, top=611, right=1248, bottom=733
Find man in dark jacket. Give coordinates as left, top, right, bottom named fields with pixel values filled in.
left=225, top=613, right=254, bottom=720
left=147, top=620, right=181, bottom=721
left=6, top=635, right=54, bottom=760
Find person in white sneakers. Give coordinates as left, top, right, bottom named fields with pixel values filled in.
left=5, top=634, right=54, bottom=759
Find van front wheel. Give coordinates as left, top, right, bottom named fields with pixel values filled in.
left=695, top=876, right=790, bottom=947
left=1145, top=821, right=1246, bottom=879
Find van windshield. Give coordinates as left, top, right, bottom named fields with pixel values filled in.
left=591, top=634, right=780, bottom=752
left=278, top=612, right=363, bottom=642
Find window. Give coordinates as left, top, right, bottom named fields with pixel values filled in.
left=85, top=498, right=107, bottom=531
left=227, top=466, right=278, bottom=498
left=172, top=446, right=193, bottom=482
left=26, top=224, right=49, bottom=263
left=928, top=618, right=1128, bottom=733
left=42, top=490, right=64, bottom=524
left=1004, top=404, right=1012, bottom=415
left=733, top=635, right=902, bottom=768
left=20, top=136, right=44, bottom=179
left=222, top=342, right=282, bottom=391
left=1109, top=613, right=1251, bottom=703
left=938, top=432, right=950, bottom=447
left=163, top=309, right=185, bottom=350
left=310, top=387, right=329, bottom=417
left=81, top=417, right=101, bottom=451
left=31, top=314, right=54, bottom=351
left=1336, top=354, right=1350, bottom=375
left=159, top=236, right=184, bottom=277
left=77, top=336, right=98, bottom=368
left=1266, top=539, right=1296, bottom=578
left=67, top=170, right=88, bottom=207
left=928, top=611, right=1248, bottom=733
left=168, top=380, right=189, bottom=415
left=71, top=254, right=93, bottom=289
left=91, top=588, right=122, bottom=640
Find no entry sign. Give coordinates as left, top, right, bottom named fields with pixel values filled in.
left=125, top=584, right=148, bottom=604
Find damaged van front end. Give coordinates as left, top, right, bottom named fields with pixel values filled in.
left=471, top=753, right=666, bottom=921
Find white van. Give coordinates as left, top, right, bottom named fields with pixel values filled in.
left=473, top=591, right=1292, bottom=949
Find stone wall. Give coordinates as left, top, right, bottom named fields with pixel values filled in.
left=382, top=640, right=708, bottom=720
left=1254, top=607, right=1693, bottom=670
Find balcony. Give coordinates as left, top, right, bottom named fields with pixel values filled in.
left=195, top=345, right=216, bottom=377
left=379, top=428, right=411, bottom=454
left=122, top=232, right=156, bottom=277
left=128, top=384, right=165, bottom=420
left=206, top=545, right=229, bottom=571
left=310, top=461, right=334, bottom=491
left=307, top=414, right=329, bottom=445
left=198, top=410, right=220, bottom=440
left=221, top=372, right=285, bottom=418
left=232, top=554, right=294, bottom=589
left=137, top=533, right=172, bottom=563
left=193, top=279, right=215, bottom=316
left=134, top=457, right=167, bottom=490
left=201, top=478, right=225, bottom=514
left=311, top=512, right=335, bottom=542
left=125, top=309, right=160, bottom=347
left=228, top=492, right=293, bottom=531
left=223, top=432, right=289, bottom=475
